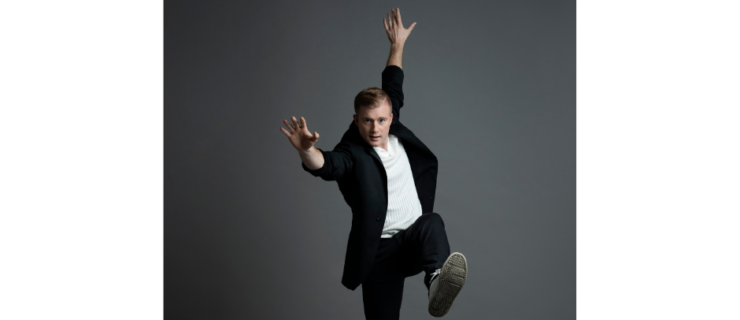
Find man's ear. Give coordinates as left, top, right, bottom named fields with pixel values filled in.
left=353, top=114, right=358, bottom=125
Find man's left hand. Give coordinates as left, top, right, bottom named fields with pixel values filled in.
left=383, top=8, right=416, bottom=45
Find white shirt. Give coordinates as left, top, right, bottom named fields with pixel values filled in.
left=372, top=134, right=423, bottom=238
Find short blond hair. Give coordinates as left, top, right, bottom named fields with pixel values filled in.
left=354, top=87, right=391, bottom=115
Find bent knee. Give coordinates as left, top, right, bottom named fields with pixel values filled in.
left=420, top=212, right=444, bottom=226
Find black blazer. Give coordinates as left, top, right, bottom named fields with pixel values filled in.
left=302, top=65, right=439, bottom=290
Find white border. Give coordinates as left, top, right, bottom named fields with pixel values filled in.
left=1, top=0, right=738, bottom=318
left=578, top=0, right=740, bottom=318
left=0, top=1, right=163, bottom=319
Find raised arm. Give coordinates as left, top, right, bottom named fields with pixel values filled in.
left=383, top=8, right=416, bottom=69
left=382, top=8, right=415, bottom=123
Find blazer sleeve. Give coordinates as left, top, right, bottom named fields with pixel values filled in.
left=382, top=65, right=404, bottom=123
left=301, top=141, right=353, bottom=181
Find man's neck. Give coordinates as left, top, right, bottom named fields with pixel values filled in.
left=373, top=140, right=389, bottom=151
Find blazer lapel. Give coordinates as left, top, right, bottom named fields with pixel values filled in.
left=364, top=145, right=382, bottom=164
left=390, top=122, right=428, bottom=154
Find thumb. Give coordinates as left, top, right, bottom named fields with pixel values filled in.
left=408, top=22, right=417, bottom=32
left=313, top=131, right=320, bottom=140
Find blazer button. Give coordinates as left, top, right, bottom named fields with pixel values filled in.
left=429, top=196, right=434, bottom=199
left=431, top=169, right=436, bottom=173
left=376, top=217, right=380, bottom=222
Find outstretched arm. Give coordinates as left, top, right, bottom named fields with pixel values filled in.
left=280, top=116, right=353, bottom=180
left=280, top=116, right=324, bottom=170
left=383, top=8, right=416, bottom=69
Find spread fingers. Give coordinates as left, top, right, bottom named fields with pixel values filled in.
left=279, top=127, right=292, bottom=137
left=283, top=119, right=295, bottom=132
left=300, top=117, right=308, bottom=131
left=291, top=116, right=301, bottom=130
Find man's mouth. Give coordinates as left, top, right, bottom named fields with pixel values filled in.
left=370, top=135, right=380, bottom=141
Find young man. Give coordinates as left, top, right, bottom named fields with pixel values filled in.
left=280, top=8, right=467, bottom=319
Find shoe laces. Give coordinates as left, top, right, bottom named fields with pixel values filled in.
left=429, top=269, right=441, bottom=285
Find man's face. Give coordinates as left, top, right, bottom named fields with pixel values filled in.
left=353, top=99, right=394, bottom=149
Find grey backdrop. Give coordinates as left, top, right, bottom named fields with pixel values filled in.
left=165, top=0, right=574, bottom=319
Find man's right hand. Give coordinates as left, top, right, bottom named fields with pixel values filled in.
left=280, top=116, right=320, bottom=152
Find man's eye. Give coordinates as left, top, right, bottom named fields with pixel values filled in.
left=380, top=119, right=385, bottom=122
left=365, top=119, right=371, bottom=123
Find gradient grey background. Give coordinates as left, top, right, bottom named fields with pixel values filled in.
left=165, top=0, right=574, bottom=319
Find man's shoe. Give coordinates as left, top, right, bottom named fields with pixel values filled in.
left=427, top=252, right=467, bottom=317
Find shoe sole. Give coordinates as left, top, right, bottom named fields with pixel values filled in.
left=428, top=252, right=467, bottom=317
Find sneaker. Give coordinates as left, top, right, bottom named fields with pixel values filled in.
left=427, top=252, right=467, bottom=317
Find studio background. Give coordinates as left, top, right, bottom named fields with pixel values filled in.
left=165, top=0, right=574, bottom=319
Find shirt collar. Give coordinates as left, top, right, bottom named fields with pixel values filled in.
left=373, top=134, right=396, bottom=158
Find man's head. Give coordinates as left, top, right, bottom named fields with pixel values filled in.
left=353, top=87, right=394, bottom=149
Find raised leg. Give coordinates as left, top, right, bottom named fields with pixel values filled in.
left=393, top=212, right=451, bottom=289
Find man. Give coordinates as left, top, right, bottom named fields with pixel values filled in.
left=280, top=8, right=467, bottom=319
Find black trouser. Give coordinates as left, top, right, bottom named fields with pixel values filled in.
left=361, top=212, right=451, bottom=320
